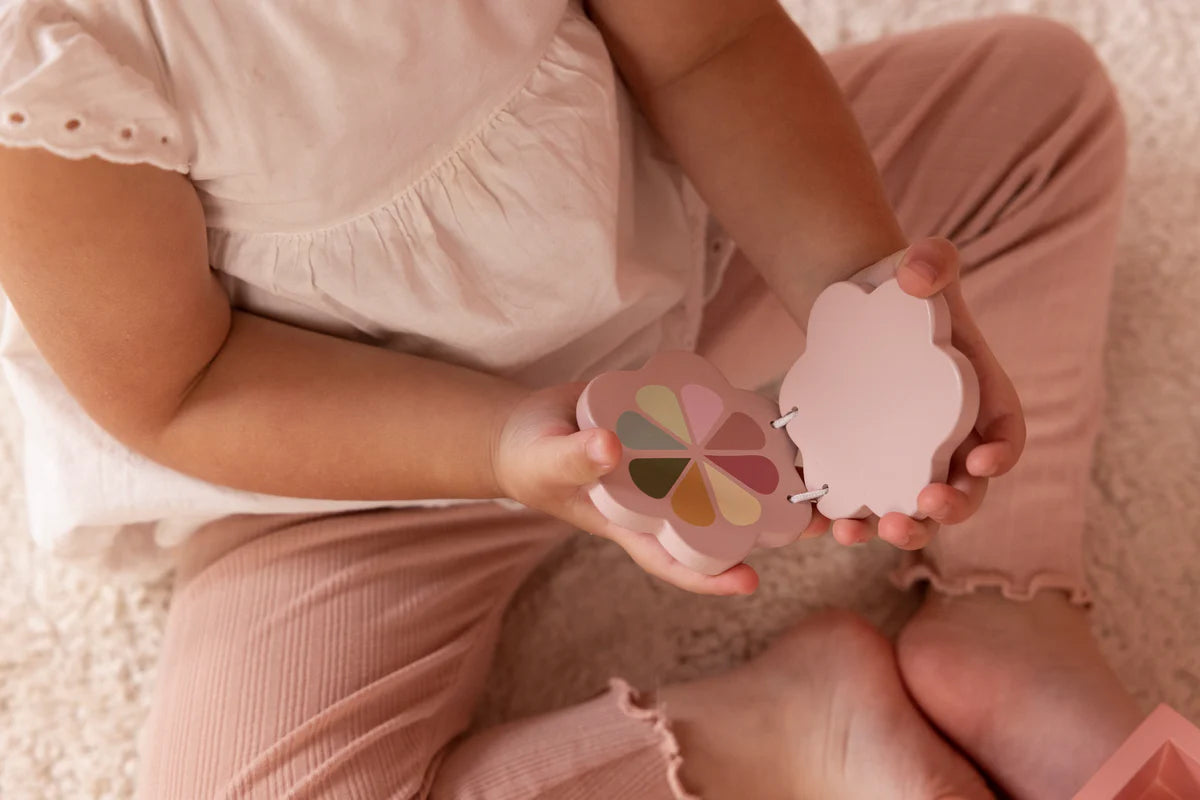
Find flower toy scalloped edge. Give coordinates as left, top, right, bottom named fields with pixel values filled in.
left=576, top=349, right=813, bottom=576
left=779, top=278, right=980, bottom=521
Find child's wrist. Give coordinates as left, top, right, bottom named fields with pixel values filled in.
left=483, top=383, right=532, bottom=500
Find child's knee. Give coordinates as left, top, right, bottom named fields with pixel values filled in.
left=983, top=15, right=1125, bottom=180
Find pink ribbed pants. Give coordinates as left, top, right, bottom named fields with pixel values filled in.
left=137, top=16, right=1126, bottom=799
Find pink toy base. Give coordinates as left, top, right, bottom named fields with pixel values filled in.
left=1074, top=705, right=1200, bottom=800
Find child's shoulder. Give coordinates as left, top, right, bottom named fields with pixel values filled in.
left=0, top=0, right=187, bottom=172
left=0, top=0, right=577, bottom=204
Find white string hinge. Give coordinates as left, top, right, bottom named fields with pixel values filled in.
left=771, top=407, right=828, bottom=503
left=788, top=485, right=829, bottom=504
left=771, top=407, right=798, bottom=428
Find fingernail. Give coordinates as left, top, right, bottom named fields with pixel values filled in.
left=905, top=260, right=938, bottom=285
left=586, top=434, right=611, bottom=466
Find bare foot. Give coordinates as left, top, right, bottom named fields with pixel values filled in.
left=897, top=591, right=1143, bottom=800
left=660, top=610, right=993, bottom=800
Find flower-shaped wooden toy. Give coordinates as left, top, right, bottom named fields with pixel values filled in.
left=577, top=351, right=812, bottom=575
left=779, top=278, right=979, bottom=520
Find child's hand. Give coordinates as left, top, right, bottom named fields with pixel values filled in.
left=490, top=383, right=761, bottom=595
left=822, top=236, right=1027, bottom=549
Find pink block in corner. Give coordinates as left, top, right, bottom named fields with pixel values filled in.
left=1074, top=704, right=1200, bottom=800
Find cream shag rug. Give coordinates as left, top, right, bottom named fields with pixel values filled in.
left=2, top=1, right=1198, bottom=797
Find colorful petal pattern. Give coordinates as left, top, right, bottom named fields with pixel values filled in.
left=616, top=383, right=780, bottom=528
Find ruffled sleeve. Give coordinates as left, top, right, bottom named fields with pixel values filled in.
left=0, top=1, right=188, bottom=172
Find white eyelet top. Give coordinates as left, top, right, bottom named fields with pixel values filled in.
left=0, top=0, right=734, bottom=569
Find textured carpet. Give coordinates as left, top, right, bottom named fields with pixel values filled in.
left=2, top=1, right=1198, bottom=797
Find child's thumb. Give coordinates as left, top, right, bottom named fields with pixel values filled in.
left=542, top=429, right=620, bottom=488
left=897, top=237, right=960, bottom=297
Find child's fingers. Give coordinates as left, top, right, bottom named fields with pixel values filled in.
left=916, top=483, right=963, bottom=521
left=942, top=284, right=1028, bottom=473
left=565, top=494, right=757, bottom=595
left=541, top=428, right=620, bottom=488
left=878, top=513, right=939, bottom=550
left=849, top=249, right=906, bottom=289
left=896, top=237, right=961, bottom=298
left=917, top=479, right=984, bottom=526
left=916, top=430, right=988, bottom=524
left=835, top=512, right=938, bottom=550
left=802, top=508, right=831, bottom=537
left=582, top=428, right=622, bottom=473
left=850, top=236, right=958, bottom=293
left=832, top=517, right=873, bottom=546
left=967, top=419, right=1023, bottom=477
left=605, top=524, right=759, bottom=595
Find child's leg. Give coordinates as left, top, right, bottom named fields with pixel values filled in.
left=139, top=506, right=992, bottom=799
left=433, top=611, right=993, bottom=800
left=136, top=505, right=584, bottom=798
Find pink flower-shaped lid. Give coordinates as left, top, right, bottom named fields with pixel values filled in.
left=779, top=279, right=979, bottom=520
left=577, top=351, right=812, bottom=575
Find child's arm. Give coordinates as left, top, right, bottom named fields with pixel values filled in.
left=589, top=0, right=1026, bottom=544
left=0, top=148, right=525, bottom=502
left=587, top=0, right=906, bottom=321
left=0, top=147, right=750, bottom=595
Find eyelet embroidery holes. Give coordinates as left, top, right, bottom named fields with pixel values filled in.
left=1, top=111, right=177, bottom=161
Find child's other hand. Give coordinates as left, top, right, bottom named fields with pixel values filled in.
left=490, top=383, right=759, bottom=596
left=822, top=236, right=1026, bottom=550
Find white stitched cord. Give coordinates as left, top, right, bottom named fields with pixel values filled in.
left=771, top=407, right=829, bottom=503
left=788, top=485, right=829, bottom=504
left=771, top=407, right=798, bottom=428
